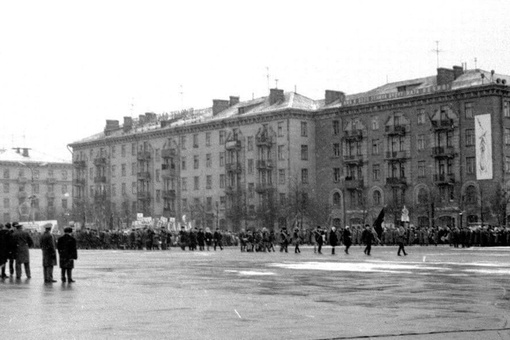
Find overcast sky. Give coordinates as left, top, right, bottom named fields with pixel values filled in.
left=1, top=0, right=509, bottom=160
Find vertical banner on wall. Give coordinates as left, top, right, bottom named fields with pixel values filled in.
left=475, top=114, right=493, bottom=180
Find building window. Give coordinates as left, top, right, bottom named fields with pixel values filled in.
left=182, top=199, right=188, bottom=211
left=465, top=185, right=477, bottom=204
left=417, top=134, right=425, bottom=150
left=278, top=145, right=285, bottom=160
left=194, top=176, right=199, bottom=190
left=122, top=183, right=126, bottom=195
left=219, top=152, right=225, bottom=166
left=32, top=183, right=39, bottom=194
left=248, top=183, right=254, bottom=199
left=506, top=157, right=510, bottom=173
left=219, top=174, right=225, bottom=189
left=301, top=169, right=308, bottom=184
left=333, top=168, right=341, bottom=182
left=180, top=135, right=187, bottom=150
left=62, top=170, right=68, bottom=180
left=465, top=102, right=473, bottom=118
left=111, top=145, right=116, bottom=158
left=373, top=190, right=381, bottom=205
left=121, top=164, right=126, bottom=176
left=131, top=143, right=136, bottom=156
left=155, top=190, right=160, bottom=203
left=278, top=122, right=284, bottom=137
left=206, top=175, right=212, bottom=189
left=193, top=134, right=199, bottom=148
left=155, top=169, right=160, bottom=182
left=466, top=157, right=475, bottom=174
left=504, top=101, right=510, bottom=118
left=301, top=122, right=308, bottom=137
left=61, top=184, right=68, bottom=194
left=333, top=120, right=340, bottom=135
left=3, top=198, right=9, bottom=209
left=278, top=169, right=285, bottom=185
left=301, top=145, right=308, bottom=160
left=206, top=132, right=211, bottom=146
left=247, top=159, right=253, bottom=175
left=505, top=128, right=510, bottom=145
left=465, top=129, right=475, bottom=146
left=181, top=157, right=186, bottom=171
left=279, top=193, right=286, bottom=205
left=111, top=165, right=116, bottom=178
left=333, top=192, right=341, bottom=206
left=3, top=169, right=9, bottom=179
left=194, top=155, right=199, bottom=169
left=2, top=183, right=8, bottom=194
left=372, top=140, right=380, bottom=155
left=418, top=161, right=426, bottom=177
left=219, top=130, right=226, bottom=144
left=333, top=143, right=341, bottom=157
left=372, top=117, right=379, bottom=130
left=131, top=163, right=136, bottom=175
left=206, top=154, right=212, bottom=168
left=111, top=184, right=116, bottom=197
left=181, top=178, right=187, bottom=192
left=132, top=182, right=136, bottom=194
left=247, top=137, right=254, bottom=151
left=372, top=164, right=380, bottom=181
left=417, top=109, right=426, bottom=125
left=121, top=144, right=126, bottom=157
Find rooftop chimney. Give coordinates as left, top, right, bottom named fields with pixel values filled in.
left=104, top=120, right=120, bottom=135
left=22, top=148, right=29, bottom=157
left=269, top=88, right=284, bottom=105
left=453, top=65, right=464, bottom=80
left=145, top=112, right=157, bottom=122
left=325, top=90, right=346, bottom=105
left=437, top=68, right=455, bottom=86
left=212, top=99, right=230, bottom=116
left=229, top=96, right=240, bottom=106
left=123, top=117, right=133, bottom=132
left=139, top=114, right=146, bottom=124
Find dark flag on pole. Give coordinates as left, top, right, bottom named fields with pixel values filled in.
left=373, top=207, right=385, bottom=240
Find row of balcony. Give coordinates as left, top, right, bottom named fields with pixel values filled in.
left=17, top=191, right=59, bottom=199
left=16, top=177, right=61, bottom=184
left=342, top=174, right=456, bottom=189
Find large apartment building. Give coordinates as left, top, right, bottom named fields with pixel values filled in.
left=0, top=147, right=73, bottom=226
left=69, top=66, right=510, bottom=231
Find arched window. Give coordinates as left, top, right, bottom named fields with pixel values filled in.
left=333, top=192, right=341, bottom=206
left=465, top=185, right=478, bottom=204
left=373, top=190, right=381, bottom=205
left=417, top=188, right=429, bottom=205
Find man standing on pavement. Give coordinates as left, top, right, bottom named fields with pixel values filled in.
left=314, top=226, right=324, bottom=254
left=40, top=225, right=57, bottom=283
left=213, top=228, right=223, bottom=251
left=361, top=224, right=374, bottom=256
left=397, top=225, right=408, bottom=256
left=0, top=223, right=10, bottom=279
left=57, top=227, right=78, bottom=283
left=2, top=223, right=15, bottom=278
left=343, top=226, right=352, bottom=254
left=12, top=222, right=34, bottom=279
left=329, top=226, right=338, bottom=255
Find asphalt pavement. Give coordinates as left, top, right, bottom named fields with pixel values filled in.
left=1, top=244, right=509, bottom=340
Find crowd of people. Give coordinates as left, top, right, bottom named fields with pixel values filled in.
left=2, top=222, right=510, bottom=283
left=0, top=222, right=78, bottom=283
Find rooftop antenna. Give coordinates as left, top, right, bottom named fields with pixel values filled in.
left=275, top=79, right=279, bottom=89
left=474, top=57, right=478, bottom=69
left=266, top=67, right=270, bottom=91
left=432, top=41, right=443, bottom=68
left=179, top=84, right=184, bottom=110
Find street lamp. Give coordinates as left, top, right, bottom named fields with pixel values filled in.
left=459, top=211, right=463, bottom=230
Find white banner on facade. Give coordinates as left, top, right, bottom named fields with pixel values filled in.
left=475, top=114, right=493, bottom=180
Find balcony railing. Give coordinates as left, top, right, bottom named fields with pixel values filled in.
left=161, top=163, right=177, bottom=177
left=137, top=151, right=151, bottom=161
left=94, top=176, right=106, bottom=183
left=433, top=174, right=455, bottom=185
left=46, top=192, right=56, bottom=199
left=255, top=183, right=273, bottom=193
left=93, top=157, right=107, bottom=166
left=137, top=172, right=151, bottom=181
left=431, top=146, right=456, bottom=158
left=342, top=154, right=364, bottom=164
left=225, top=140, right=242, bottom=150
left=431, top=119, right=454, bottom=130
left=137, top=191, right=150, bottom=200
left=226, top=162, right=243, bottom=173
left=256, top=160, right=274, bottom=169
left=342, top=129, right=364, bottom=140
left=256, top=135, right=273, bottom=147
left=344, top=178, right=364, bottom=190
left=73, top=160, right=87, bottom=168
left=17, top=176, right=28, bottom=184
left=162, top=190, right=176, bottom=199
left=385, top=125, right=407, bottom=135
left=386, top=177, right=407, bottom=186
left=161, top=149, right=176, bottom=159
left=385, top=150, right=409, bottom=160
left=46, top=177, right=57, bottom=184
left=73, top=178, right=86, bottom=186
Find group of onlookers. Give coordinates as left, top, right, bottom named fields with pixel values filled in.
left=0, top=222, right=77, bottom=283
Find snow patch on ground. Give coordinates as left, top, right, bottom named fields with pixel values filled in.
left=225, top=270, right=276, bottom=276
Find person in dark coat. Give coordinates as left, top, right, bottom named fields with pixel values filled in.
left=2, top=223, right=15, bottom=278
left=205, top=228, right=213, bottom=251
left=279, top=228, right=289, bottom=253
left=40, top=225, right=57, bottom=283
left=361, top=224, right=374, bottom=256
left=292, top=228, right=301, bottom=253
left=57, top=227, right=78, bottom=283
left=197, top=228, right=205, bottom=251
left=329, top=227, right=338, bottom=255
left=0, top=223, right=11, bottom=279
left=314, top=226, right=324, bottom=254
left=12, top=222, right=34, bottom=279
left=397, top=225, right=408, bottom=256
left=178, top=226, right=188, bottom=250
left=343, top=226, right=352, bottom=254
left=213, top=228, right=223, bottom=251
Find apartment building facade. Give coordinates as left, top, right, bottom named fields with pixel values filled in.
left=0, top=147, right=73, bottom=226
left=70, top=66, right=510, bottom=231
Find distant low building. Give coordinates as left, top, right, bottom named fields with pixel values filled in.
left=0, top=147, right=73, bottom=226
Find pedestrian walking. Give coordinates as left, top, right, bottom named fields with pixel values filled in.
left=213, top=228, right=223, bottom=250
left=279, top=228, right=289, bottom=253
left=40, top=225, right=57, bottom=283
left=57, top=227, right=78, bottom=283
left=343, top=226, right=352, bottom=254
left=293, top=227, right=301, bottom=253
left=329, top=227, right=338, bottom=255
left=205, top=228, right=213, bottom=251
left=314, top=226, right=324, bottom=254
left=397, top=225, right=408, bottom=256
left=12, top=222, right=34, bottom=279
left=361, top=224, right=374, bottom=256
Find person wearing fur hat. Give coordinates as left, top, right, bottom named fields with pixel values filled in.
left=57, top=227, right=78, bottom=283
left=12, top=222, right=34, bottom=279
left=40, top=225, right=57, bottom=283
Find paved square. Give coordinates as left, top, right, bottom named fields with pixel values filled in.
left=1, top=245, right=509, bottom=339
